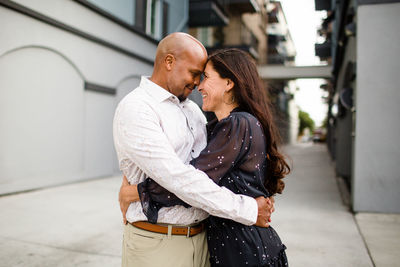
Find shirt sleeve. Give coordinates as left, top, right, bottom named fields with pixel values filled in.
left=114, top=101, right=258, bottom=225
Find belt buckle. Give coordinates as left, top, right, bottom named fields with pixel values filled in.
left=186, top=226, right=191, bottom=238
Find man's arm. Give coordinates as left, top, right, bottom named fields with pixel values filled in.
left=119, top=176, right=273, bottom=226
left=115, top=102, right=267, bottom=225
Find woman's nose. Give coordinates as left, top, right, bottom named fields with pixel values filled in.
left=198, top=80, right=205, bottom=91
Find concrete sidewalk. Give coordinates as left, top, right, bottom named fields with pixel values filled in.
left=274, top=143, right=400, bottom=267
left=0, top=144, right=399, bottom=266
left=0, top=177, right=123, bottom=266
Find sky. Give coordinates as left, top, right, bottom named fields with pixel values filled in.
left=279, top=0, right=328, bottom=126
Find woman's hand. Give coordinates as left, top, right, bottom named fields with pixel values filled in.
left=119, top=175, right=140, bottom=224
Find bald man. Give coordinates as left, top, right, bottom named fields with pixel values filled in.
left=113, top=32, right=272, bottom=267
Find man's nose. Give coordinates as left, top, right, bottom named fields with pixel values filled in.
left=194, top=76, right=201, bottom=86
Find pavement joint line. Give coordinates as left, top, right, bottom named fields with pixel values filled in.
left=0, top=235, right=120, bottom=258
left=331, top=163, right=376, bottom=266
left=352, top=214, right=376, bottom=267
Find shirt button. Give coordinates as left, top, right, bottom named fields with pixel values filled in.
left=192, top=149, right=194, bottom=152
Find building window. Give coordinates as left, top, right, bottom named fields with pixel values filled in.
left=197, top=27, right=213, bottom=47
left=149, top=0, right=158, bottom=36
left=87, top=0, right=135, bottom=25
left=162, top=1, right=169, bottom=38
left=86, top=0, right=169, bottom=39
left=135, top=0, right=147, bottom=31
left=146, top=0, right=165, bottom=39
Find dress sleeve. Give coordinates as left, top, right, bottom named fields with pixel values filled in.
left=138, top=177, right=190, bottom=223
left=138, top=114, right=253, bottom=223
left=191, top=114, right=252, bottom=183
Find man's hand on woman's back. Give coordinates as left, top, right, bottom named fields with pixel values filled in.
left=254, top=196, right=274, bottom=227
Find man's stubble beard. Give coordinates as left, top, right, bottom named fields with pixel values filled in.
left=178, top=95, right=187, bottom=102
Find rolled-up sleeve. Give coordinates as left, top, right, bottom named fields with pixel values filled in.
left=114, top=101, right=257, bottom=225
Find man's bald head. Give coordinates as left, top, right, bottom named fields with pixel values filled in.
left=154, top=32, right=207, bottom=68
left=150, top=32, right=208, bottom=101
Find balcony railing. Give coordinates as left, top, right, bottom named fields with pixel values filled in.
left=267, top=54, right=286, bottom=65
left=227, top=0, right=260, bottom=13
left=315, top=41, right=332, bottom=59
left=268, top=9, right=279, bottom=23
left=315, top=0, right=331, bottom=11
left=189, top=0, right=229, bottom=27
left=268, top=34, right=285, bottom=47
left=206, top=24, right=259, bottom=59
left=239, top=24, right=259, bottom=58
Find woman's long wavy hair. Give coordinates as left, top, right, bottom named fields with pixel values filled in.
left=208, top=48, right=290, bottom=195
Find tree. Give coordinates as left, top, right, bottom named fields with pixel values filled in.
left=298, top=110, right=315, bottom=136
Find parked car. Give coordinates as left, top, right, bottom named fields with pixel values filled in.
left=312, top=128, right=327, bottom=143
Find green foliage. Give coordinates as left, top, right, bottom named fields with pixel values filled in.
left=298, top=110, right=315, bottom=135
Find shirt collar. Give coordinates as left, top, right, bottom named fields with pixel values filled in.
left=140, top=76, right=180, bottom=103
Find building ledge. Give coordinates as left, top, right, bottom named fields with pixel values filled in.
left=258, top=65, right=332, bottom=80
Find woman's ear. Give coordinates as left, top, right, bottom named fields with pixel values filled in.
left=226, top=79, right=235, bottom=91
left=165, top=54, right=175, bottom=71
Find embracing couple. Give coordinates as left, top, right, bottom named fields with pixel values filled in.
left=113, top=32, right=290, bottom=267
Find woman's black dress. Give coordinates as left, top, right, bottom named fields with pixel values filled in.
left=138, top=109, right=288, bottom=267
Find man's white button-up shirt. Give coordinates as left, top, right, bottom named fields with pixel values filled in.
left=113, top=76, right=257, bottom=225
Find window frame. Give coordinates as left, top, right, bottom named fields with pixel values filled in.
left=73, top=0, right=158, bottom=43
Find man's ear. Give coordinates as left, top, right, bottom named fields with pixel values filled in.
left=165, top=54, right=175, bottom=71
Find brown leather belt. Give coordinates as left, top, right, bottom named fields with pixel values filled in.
left=131, top=221, right=205, bottom=237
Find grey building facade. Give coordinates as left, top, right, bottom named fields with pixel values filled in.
left=0, top=0, right=188, bottom=195
left=316, top=0, right=400, bottom=213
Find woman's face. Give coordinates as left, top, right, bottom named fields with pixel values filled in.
left=198, top=62, right=230, bottom=112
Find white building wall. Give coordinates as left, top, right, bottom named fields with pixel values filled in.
left=353, top=2, right=400, bottom=212
left=0, top=47, right=85, bottom=193
left=287, top=80, right=299, bottom=144
left=0, top=0, right=181, bottom=194
left=11, top=0, right=157, bottom=62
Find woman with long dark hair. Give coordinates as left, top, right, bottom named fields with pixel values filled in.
left=122, top=48, right=290, bottom=266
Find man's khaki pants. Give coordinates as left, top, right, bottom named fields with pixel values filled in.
left=122, top=223, right=210, bottom=267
